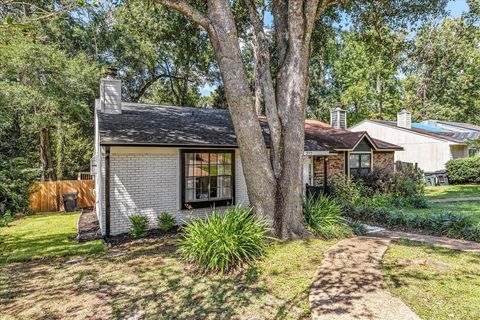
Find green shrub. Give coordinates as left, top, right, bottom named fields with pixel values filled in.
left=330, top=178, right=363, bottom=211
left=427, top=212, right=472, bottom=236
left=179, top=206, right=269, bottom=273
left=158, top=212, right=176, bottom=232
left=358, top=170, right=394, bottom=196
left=391, top=166, right=425, bottom=199
left=346, top=219, right=368, bottom=236
left=0, top=210, right=13, bottom=228
left=303, top=195, right=352, bottom=239
left=129, top=214, right=149, bottom=238
left=446, top=157, right=480, bottom=184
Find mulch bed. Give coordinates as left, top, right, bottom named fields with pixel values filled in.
left=77, top=210, right=101, bottom=242
left=104, top=227, right=180, bottom=246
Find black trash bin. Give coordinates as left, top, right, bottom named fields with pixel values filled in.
left=63, top=192, right=78, bottom=212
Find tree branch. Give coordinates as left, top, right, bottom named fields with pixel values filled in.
left=153, top=0, right=212, bottom=32
left=132, top=73, right=193, bottom=102
left=245, top=0, right=283, bottom=178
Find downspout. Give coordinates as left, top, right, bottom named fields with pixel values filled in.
left=105, top=146, right=111, bottom=238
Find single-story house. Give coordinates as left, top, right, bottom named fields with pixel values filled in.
left=349, top=108, right=480, bottom=174
left=93, top=78, right=402, bottom=236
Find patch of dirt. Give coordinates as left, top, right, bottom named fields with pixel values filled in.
left=105, top=227, right=180, bottom=246
left=77, top=210, right=100, bottom=242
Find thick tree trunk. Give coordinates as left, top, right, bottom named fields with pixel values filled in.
left=39, top=128, right=56, bottom=181
left=156, top=0, right=321, bottom=239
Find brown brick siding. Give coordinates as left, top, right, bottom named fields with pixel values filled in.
left=373, top=152, right=395, bottom=173
left=312, top=151, right=395, bottom=185
left=313, top=152, right=346, bottom=186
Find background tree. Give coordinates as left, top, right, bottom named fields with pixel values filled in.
left=403, top=16, right=480, bottom=124
left=153, top=0, right=447, bottom=239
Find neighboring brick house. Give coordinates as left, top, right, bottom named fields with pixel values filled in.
left=93, top=77, right=402, bottom=236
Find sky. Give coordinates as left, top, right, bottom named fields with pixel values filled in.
left=200, top=0, right=470, bottom=96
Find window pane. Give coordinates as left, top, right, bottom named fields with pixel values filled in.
left=195, top=177, right=209, bottom=200
left=360, top=168, right=370, bottom=176
left=217, top=165, right=224, bottom=176
left=195, top=153, right=208, bottom=163
left=349, top=155, right=359, bottom=168
left=185, top=189, right=194, bottom=201
left=186, top=165, right=194, bottom=177
left=350, top=168, right=358, bottom=177
left=209, top=165, right=218, bottom=176
left=210, top=153, right=218, bottom=164
left=361, top=155, right=371, bottom=168
left=223, top=176, right=231, bottom=188
left=224, top=165, right=232, bottom=175
left=223, top=188, right=231, bottom=198
left=201, top=164, right=209, bottom=176
left=223, top=153, right=232, bottom=164
left=186, top=177, right=194, bottom=189
left=210, top=188, right=218, bottom=198
left=185, top=153, right=194, bottom=166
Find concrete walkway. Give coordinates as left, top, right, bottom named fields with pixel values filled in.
left=370, top=230, right=480, bottom=253
left=309, top=237, right=420, bottom=320
left=430, top=196, right=480, bottom=203
left=309, top=231, right=480, bottom=319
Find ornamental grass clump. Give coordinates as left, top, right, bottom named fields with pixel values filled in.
left=178, top=205, right=270, bottom=273
left=158, top=212, right=176, bottom=232
left=129, top=214, right=149, bottom=238
left=303, top=195, right=353, bottom=239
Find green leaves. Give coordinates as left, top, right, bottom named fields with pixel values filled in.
left=303, top=195, right=353, bottom=239
left=178, top=206, right=270, bottom=273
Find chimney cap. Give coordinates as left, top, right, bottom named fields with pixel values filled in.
left=104, top=67, right=118, bottom=79
left=399, top=106, right=409, bottom=113
left=334, top=101, right=343, bottom=111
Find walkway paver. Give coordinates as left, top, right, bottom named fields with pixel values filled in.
left=309, top=229, right=480, bottom=319
left=309, top=236, right=420, bottom=320
left=430, top=196, right=480, bottom=203
left=370, top=229, right=480, bottom=253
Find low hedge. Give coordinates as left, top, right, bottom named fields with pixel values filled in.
left=446, top=157, right=480, bottom=184
left=345, top=205, right=480, bottom=242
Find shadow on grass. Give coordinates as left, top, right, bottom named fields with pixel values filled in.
left=0, top=237, right=319, bottom=320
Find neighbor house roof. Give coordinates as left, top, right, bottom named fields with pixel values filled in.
left=98, top=103, right=402, bottom=152
left=435, top=121, right=480, bottom=132
left=362, top=120, right=473, bottom=144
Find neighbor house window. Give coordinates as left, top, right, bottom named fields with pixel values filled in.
left=349, top=153, right=371, bottom=178
left=468, top=148, right=479, bottom=157
left=181, top=150, right=235, bottom=209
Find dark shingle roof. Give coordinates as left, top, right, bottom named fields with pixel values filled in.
left=98, top=103, right=401, bottom=152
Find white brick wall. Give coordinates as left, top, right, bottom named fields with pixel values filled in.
left=98, top=147, right=249, bottom=236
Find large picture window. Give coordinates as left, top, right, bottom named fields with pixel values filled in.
left=181, top=150, right=235, bottom=209
left=349, top=153, right=371, bottom=178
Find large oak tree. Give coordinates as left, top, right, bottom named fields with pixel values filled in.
left=153, top=0, right=446, bottom=239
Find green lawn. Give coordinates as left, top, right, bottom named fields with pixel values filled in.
left=384, top=239, right=480, bottom=320
left=425, top=184, right=480, bottom=199
left=0, top=212, right=105, bottom=263
left=405, top=201, right=480, bottom=226
left=0, top=214, right=336, bottom=319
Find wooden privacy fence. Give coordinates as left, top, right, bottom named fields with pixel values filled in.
left=29, top=180, right=95, bottom=212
